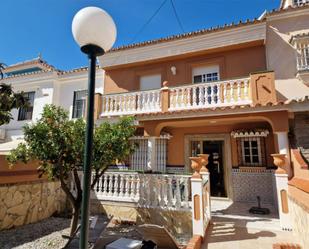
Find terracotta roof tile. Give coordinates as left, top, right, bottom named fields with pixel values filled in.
left=1, top=65, right=102, bottom=80
left=5, top=57, right=56, bottom=71
left=107, top=4, right=309, bottom=53
left=57, top=65, right=101, bottom=75
left=108, top=18, right=262, bottom=53
left=1, top=69, right=55, bottom=79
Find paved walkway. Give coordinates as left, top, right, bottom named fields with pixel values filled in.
left=202, top=199, right=301, bottom=249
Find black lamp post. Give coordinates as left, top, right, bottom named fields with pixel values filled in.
left=72, top=7, right=116, bottom=249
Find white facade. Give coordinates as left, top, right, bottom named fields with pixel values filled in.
left=0, top=58, right=104, bottom=142
left=265, top=6, right=309, bottom=99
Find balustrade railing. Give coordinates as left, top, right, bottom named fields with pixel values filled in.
left=73, top=171, right=192, bottom=210
left=169, top=78, right=250, bottom=110
left=101, top=77, right=252, bottom=116
left=102, top=89, right=161, bottom=116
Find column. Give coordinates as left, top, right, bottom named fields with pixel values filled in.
left=275, top=131, right=291, bottom=177
left=191, top=175, right=205, bottom=237
left=147, top=137, right=157, bottom=172
left=161, top=81, right=169, bottom=113
left=200, top=171, right=211, bottom=221
left=275, top=171, right=292, bottom=230
left=272, top=153, right=292, bottom=231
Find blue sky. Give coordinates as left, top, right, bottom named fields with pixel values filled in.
left=0, top=0, right=280, bottom=70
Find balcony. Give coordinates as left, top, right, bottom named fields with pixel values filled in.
left=100, top=72, right=276, bottom=117
left=297, top=55, right=309, bottom=72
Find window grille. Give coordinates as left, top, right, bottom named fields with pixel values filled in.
left=193, top=72, right=219, bottom=83
left=155, top=138, right=168, bottom=172
left=190, top=140, right=202, bottom=157
left=296, top=44, right=309, bottom=71
left=130, top=138, right=148, bottom=171
left=18, top=91, right=35, bottom=121
left=130, top=137, right=168, bottom=172
left=72, top=90, right=87, bottom=118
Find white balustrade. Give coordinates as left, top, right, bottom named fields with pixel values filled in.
left=80, top=171, right=192, bottom=210
left=101, top=78, right=252, bottom=116
left=169, top=77, right=251, bottom=111
left=102, top=89, right=161, bottom=116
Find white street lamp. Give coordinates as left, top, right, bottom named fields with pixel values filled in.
left=72, top=6, right=116, bottom=54
left=72, top=6, right=116, bottom=249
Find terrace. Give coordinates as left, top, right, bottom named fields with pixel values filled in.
left=100, top=71, right=275, bottom=118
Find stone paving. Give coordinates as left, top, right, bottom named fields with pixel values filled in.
left=202, top=199, right=301, bottom=249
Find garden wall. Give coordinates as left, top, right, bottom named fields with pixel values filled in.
left=91, top=200, right=192, bottom=240
left=0, top=180, right=66, bottom=230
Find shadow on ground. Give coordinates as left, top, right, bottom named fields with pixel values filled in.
left=211, top=200, right=279, bottom=219
left=202, top=201, right=299, bottom=249
left=205, top=216, right=276, bottom=246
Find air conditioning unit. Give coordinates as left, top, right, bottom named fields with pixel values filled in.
left=0, top=129, right=6, bottom=140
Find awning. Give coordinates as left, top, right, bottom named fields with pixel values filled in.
left=0, top=140, right=25, bottom=155
left=231, top=129, right=269, bottom=138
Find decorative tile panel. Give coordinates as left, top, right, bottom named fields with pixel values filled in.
left=232, top=168, right=275, bottom=204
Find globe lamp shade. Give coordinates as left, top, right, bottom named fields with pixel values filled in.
left=72, top=6, right=117, bottom=54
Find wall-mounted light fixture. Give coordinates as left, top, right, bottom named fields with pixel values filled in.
left=171, top=66, right=176, bottom=75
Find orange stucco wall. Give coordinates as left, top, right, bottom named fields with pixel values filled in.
left=161, top=122, right=275, bottom=167
left=0, top=156, right=44, bottom=184
left=141, top=111, right=289, bottom=137
left=138, top=111, right=289, bottom=168
left=288, top=149, right=309, bottom=209
left=104, top=43, right=266, bottom=94
left=291, top=150, right=309, bottom=180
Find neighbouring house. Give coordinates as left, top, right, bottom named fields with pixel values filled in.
left=0, top=57, right=104, bottom=230
left=87, top=0, right=308, bottom=248
left=0, top=56, right=104, bottom=184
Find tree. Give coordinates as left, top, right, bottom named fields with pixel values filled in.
left=7, top=104, right=136, bottom=236
left=0, top=62, right=29, bottom=125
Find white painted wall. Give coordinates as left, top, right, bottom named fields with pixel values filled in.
left=55, top=70, right=104, bottom=119
left=266, top=12, right=309, bottom=100
left=0, top=69, right=104, bottom=142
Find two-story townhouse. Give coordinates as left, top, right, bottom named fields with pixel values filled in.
left=0, top=56, right=104, bottom=183
left=1, top=1, right=309, bottom=246
left=88, top=1, right=309, bottom=244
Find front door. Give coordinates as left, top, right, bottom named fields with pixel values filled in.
left=203, top=141, right=226, bottom=197
left=190, top=139, right=226, bottom=197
